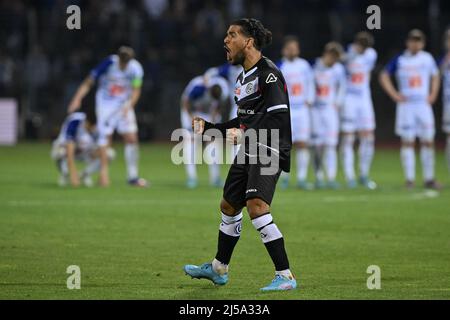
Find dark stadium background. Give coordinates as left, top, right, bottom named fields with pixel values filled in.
left=1, top=0, right=449, bottom=142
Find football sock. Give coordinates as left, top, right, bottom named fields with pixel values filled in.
left=312, top=146, right=324, bottom=181
left=125, top=143, right=139, bottom=180
left=296, top=148, right=310, bottom=181
left=359, top=135, right=375, bottom=178
left=252, top=213, right=290, bottom=271
left=325, top=145, right=337, bottom=181
left=57, top=159, right=68, bottom=176
left=420, top=145, right=435, bottom=182
left=184, top=139, right=197, bottom=180
left=83, top=158, right=101, bottom=176
left=401, top=146, right=415, bottom=182
left=446, top=136, right=450, bottom=173
left=280, top=170, right=289, bottom=182
left=275, top=269, right=294, bottom=280
left=208, top=163, right=220, bottom=184
left=341, top=134, right=355, bottom=181
left=214, top=211, right=242, bottom=271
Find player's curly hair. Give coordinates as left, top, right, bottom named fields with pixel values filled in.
left=231, top=18, right=272, bottom=50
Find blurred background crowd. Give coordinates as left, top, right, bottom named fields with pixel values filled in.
left=0, top=0, right=449, bottom=141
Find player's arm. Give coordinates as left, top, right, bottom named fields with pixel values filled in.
left=379, top=55, right=405, bottom=103
left=193, top=117, right=240, bottom=136
left=66, top=141, right=80, bottom=187
left=428, top=74, right=440, bottom=105
left=428, top=56, right=440, bottom=105
left=336, top=65, right=346, bottom=109
left=67, top=76, right=94, bottom=113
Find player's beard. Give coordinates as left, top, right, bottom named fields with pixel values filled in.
left=232, top=49, right=245, bottom=66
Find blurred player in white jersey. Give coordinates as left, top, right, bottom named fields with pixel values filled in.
left=380, top=30, right=441, bottom=189
left=341, top=32, right=377, bottom=189
left=277, top=36, right=315, bottom=189
left=67, top=46, right=147, bottom=187
left=311, top=42, right=346, bottom=189
left=180, top=75, right=229, bottom=188
left=439, top=29, right=450, bottom=175
left=204, top=63, right=243, bottom=161
left=51, top=112, right=115, bottom=187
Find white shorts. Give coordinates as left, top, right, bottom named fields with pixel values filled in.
left=443, top=102, right=450, bottom=134
left=290, top=106, right=311, bottom=143
left=96, top=104, right=138, bottom=146
left=341, top=94, right=375, bottom=133
left=395, top=102, right=435, bottom=141
left=311, top=106, right=339, bottom=146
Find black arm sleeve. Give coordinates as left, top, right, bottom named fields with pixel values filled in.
left=203, top=117, right=240, bottom=137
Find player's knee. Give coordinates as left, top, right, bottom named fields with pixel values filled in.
left=295, top=141, right=308, bottom=149
left=401, top=139, right=415, bottom=147
left=246, top=198, right=270, bottom=219
left=220, top=198, right=241, bottom=216
left=124, top=133, right=138, bottom=144
left=420, top=140, right=434, bottom=148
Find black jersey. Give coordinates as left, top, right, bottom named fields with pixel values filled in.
left=235, top=57, right=292, bottom=172
left=204, top=56, right=292, bottom=172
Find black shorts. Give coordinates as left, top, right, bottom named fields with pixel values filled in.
left=223, top=159, right=282, bottom=210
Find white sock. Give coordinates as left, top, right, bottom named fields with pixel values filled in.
left=125, top=144, right=139, bottom=180
left=341, top=135, right=355, bottom=181
left=446, top=136, right=450, bottom=173
left=401, top=146, right=415, bottom=182
left=83, top=158, right=101, bottom=176
left=312, top=146, right=324, bottom=181
left=296, top=148, right=309, bottom=181
left=325, top=145, right=337, bottom=181
left=212, top=258, right=229, bottom=275
left=420, top=145, right=435, bottom=182
left=58, top=159, right=68, bottom=176
left=184, top=139, right=197, bottom=180
left=208, top=163, right=220, bottom=184
left=280, top=170, right=289, bottom=182
left=359, top=135, right=375, bottom=178
left=275, top=269, right=294, bottom=280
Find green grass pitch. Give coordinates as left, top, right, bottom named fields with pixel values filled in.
left=0, top=143, right=449, bottom=299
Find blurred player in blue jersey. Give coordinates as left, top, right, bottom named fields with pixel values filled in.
left=380, top=30, right=441, bottom=189
left=180, top=75, right=230, bottom=188
left=67, top=46, right=147, bottom=187
left=341, top=32, right=378, bottom=189
left=311, top=42, right=346, bottom=189
left=440, top=29, right=450, bottom=175
left=277, top=36, right=315, bottom=189
left=51, top=112, right=114, bottom=187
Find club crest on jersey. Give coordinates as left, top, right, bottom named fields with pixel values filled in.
left=266, top=73, right=277, bottom=83
left=245, top=82, right=254, bottom=94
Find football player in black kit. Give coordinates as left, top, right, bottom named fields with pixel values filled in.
left=183, top=18, right=296, bottom=291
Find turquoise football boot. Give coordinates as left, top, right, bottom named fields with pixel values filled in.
left=186, top=178, right=198, bottom=189
left=327, top=180, right=340, bottom=190
left=183, top=263, right=228, bottom=286
left=297, top=180, right=312, bottom=190
left=260, top=274, right=297, bottom=292
left=280, top=176, right=289, bottom=189
left=347, top=179, right=357, bottom=189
